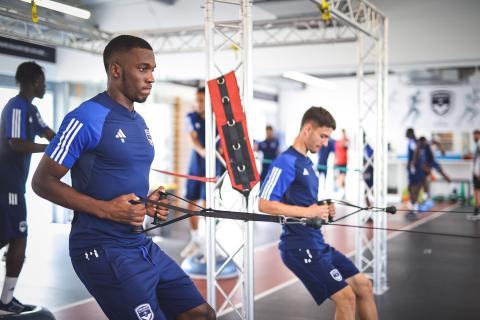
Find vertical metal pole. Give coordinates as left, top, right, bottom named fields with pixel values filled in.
left=355, top=33, right=364, bottom=270
left=241, top=1, right=255, bottom=317
left=204, top=0, right=217, bottom=309
left=373, top=16, right=389, bottom=294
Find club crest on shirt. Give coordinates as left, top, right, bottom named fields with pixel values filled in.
left=330, top=268, right=343, bottom=281
left=135, top=303, right=154, bottom=320
left=303, top=168, right=309, bottom=176
left=195, top=122, right=201, bottom=129
left=145, top=129, right=154, bottom=146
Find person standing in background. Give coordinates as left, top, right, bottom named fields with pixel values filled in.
left=334, top=129, right=349, bottom=199
left=0, top=61, right=55, bottom=314
left=182, top=87, right=207, bottom=258
left=468, top=129, right=480, bottom=220
left=256, top=125, right=279, bottom=184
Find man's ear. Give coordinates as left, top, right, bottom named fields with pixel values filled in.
left=303, top=122, right=312, bottom=135
left=109, top=62, right=121, bottom=78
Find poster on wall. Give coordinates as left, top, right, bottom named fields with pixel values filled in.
left=388, top=76, right=480, bottom=155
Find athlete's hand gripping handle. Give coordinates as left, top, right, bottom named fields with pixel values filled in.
left=129, top=197, right=146, bottom=234
left=152, top=192, right=168, bottom=225
left=318, top=199, right=333, bottom=223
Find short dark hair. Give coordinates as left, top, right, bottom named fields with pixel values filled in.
left=301, top=106, right=336, bottom=130
left=406, top=128, right=415, bottom=139
left=197, top=87, right=205, bottom=94
left=418, top=136, right=427, bottom=143
left=15, top=61, right=44, bottom=86
left=103, top=35, right=153, bottom=71
left=474, top=129, right=480, bottom=135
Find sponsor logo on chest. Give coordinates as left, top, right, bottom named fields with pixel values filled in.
left=115, top=129, right=127, bottom=143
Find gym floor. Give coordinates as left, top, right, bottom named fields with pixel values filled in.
left=1, top=203, right=479, bottom=320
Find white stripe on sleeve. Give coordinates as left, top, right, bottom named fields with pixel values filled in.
left=50, top=118, right=78, bottom=161
left=260, top=167, right=282, bottom=200
left=11, top=108, right=21, bottom=138
left=57, top=122, right=83, bottom=165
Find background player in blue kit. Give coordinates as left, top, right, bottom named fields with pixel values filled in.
left=182, top=87, right=207, bottom=258
left=317, top=137, right=335, bottom=178
left=32, top=35, right=215, bottom=320
left=255, top=125, right=279, bottom=183
left=182, top=87, right=224, bottom=258
left=258, top=107, right=378, bottom=320
left=0, top=61, right=55, bottom=314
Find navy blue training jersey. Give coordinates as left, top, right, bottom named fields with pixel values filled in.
left=0, top=95, right=49, bottom=193
left=259, top=146, right=326, bottom=250
left=317, top=138, right=335, bottom=173
left=186, top=111, right=205, bottom=176
left=45, top=92, right=154, bottom=252
left=258, top=138, right=279, bottom=161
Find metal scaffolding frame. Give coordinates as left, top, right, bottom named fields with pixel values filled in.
left=204, top=1, right=255, bottom=319
left=0, top=0, right=388, bottom=316
left=0, top=5, right=110, bottom=53
left=0, top=3, right=360, bottom=54
left=348, top=2, right=389, bottom=294
left=203, top=1, right=388, bottom=319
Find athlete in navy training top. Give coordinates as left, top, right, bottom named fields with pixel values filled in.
left=181, top=87, right=224, bottom=258
left=258, top=107, right=378, bottom=320
left=0, top=61, right=55, bottom=314
left=255, top=125, right=279, bottom=183
left=32, top=35, right=215, bottom=320
left=181, top=87, right=207, bottom=258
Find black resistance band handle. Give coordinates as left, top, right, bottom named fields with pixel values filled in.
left=129, top=192, right=173, bottom=233
left=305, top=218, right=324, bottom=229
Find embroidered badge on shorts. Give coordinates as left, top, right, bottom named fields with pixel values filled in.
left=135, top=303, right=154, bottom=320
left=330, top=268, right=343, bottom=282
left=19, top=221, right=27, bottom=233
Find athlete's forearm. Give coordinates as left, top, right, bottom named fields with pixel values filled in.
left=189, top=132, right=206, bottom=157
left=9, top=138, right=48, bottom=153
left=32, top=156, right=109, bottom=219
left=258, top=198, right=310, bottom=218
left=191, top=140, right=205, bottom=157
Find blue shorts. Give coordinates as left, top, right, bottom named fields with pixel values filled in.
left=280, top=246, right=359, bottom=305
left=0, top=192, right=28, bottom=242
left=71, top=240, right=205, bottom=320
left=185, top=179, right=206, bottom=201
left=408, top=170, right=426, bottom=185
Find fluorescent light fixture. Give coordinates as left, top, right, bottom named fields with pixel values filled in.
left=283, top=71, right=336, bottom=89
left=21, top=0, right=91, bottom=19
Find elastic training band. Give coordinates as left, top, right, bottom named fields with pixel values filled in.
left=152, top=168, right=217, bottom=183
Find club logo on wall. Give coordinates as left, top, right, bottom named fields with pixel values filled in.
left=431, top=90, right=453, bottom=116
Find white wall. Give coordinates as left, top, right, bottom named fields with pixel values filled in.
left=277, top=74, right=480, bottom=156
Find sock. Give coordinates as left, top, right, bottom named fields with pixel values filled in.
left=190, top=229, right=200, bottom=243
left=475, top=207, right=479, bottom=215
left=1, top=277, right=17, bottom=304
left=412, top=203, right=419, bottom=211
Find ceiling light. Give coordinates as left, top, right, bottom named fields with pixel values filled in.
left=20, top=0, right=91, bottom=19
left=283, top=71, right=335, bottom=89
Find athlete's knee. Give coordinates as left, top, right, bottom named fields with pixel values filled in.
left=355, top=275, right=374, bottom=298
left=333, top=285, right=356, bottom=310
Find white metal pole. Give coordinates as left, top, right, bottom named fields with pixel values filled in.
left=241, top=2, right=255, bottom=318
left=204, top=0, right=217, bottom=309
